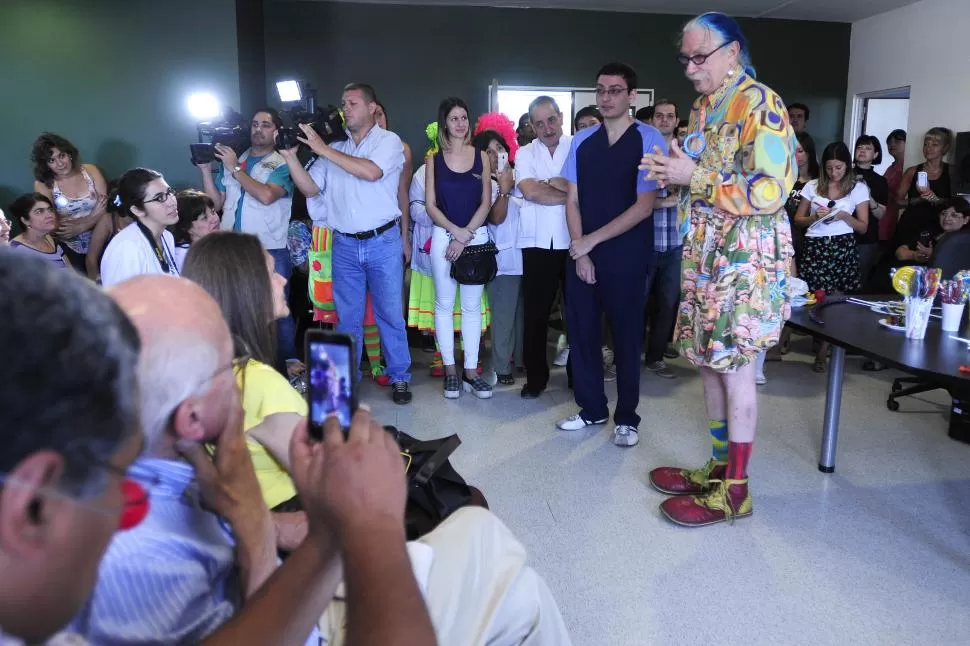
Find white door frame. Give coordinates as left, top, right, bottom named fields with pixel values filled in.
left=848, top=86, right=910, bottom=147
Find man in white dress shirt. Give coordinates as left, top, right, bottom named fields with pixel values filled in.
left=515, top=96, right=573, bottom=399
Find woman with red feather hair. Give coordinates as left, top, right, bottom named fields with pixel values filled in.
left=473, top=112, right=524, bottom=384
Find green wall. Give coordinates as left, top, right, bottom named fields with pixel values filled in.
left=265, top=2, right=850, bottom=159
left=0, top=0, right=242, bottom=207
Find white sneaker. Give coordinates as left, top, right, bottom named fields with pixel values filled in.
left=556, top=333, right=568, bottom=353
left=756, top=373, right=767, bottom=386
left=613, top=425, right=639, bottom=447
left=553, top=347, right=570, bottom=367
left=604, top=364, right=617, bottom=381
left=556, top=414, right=608, bottom=431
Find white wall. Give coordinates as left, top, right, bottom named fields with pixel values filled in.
left=845, top=0, right=970, bottom=166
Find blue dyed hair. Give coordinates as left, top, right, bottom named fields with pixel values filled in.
left=682, top=12, right=757, bottom=79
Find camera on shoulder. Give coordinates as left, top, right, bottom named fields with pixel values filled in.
left=190, top=108, right=249, bottom=166
left=277, top=105, right=347, bottom=150
left=274, top=80, right=348, bottom=152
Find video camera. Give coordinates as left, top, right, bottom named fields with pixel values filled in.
left=190, top=107, right=250, bottom=166
left=277, top=105, right=347, bottom=150
left=276, top=83, right=347, bottom=151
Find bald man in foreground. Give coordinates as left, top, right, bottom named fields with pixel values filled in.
left=71, top=275, right=434, bottom=645
left=72, top=275, right=573, bottom=646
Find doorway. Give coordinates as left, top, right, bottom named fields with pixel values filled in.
left=852, top=87, right=910, bottom=174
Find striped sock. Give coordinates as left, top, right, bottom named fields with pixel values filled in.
left=363, top=323, right=383, bottom=376
left=710, top=419, right=729, bottom=462
left=726, top=441, right=753, bottom=480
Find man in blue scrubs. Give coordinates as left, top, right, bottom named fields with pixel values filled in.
left=558, top=62, right=667, bottom=448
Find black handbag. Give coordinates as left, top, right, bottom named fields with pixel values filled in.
left=387, top=426, right=488, bottom=540
left=450, top=241, right=498, bottom=285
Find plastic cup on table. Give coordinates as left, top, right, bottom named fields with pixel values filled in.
left=905, top=297, right=933, bottom=339
left=942, top=302, right=966, bottom=333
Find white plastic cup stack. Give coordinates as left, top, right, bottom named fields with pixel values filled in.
left=942, top=302, right=965, bottom=333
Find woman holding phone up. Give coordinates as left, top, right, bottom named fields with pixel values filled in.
left=895, top=127, right=955, bottom=246
left=793, top=141, right=870, bottom=372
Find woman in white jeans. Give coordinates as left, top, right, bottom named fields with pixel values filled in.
left=425, top=97, right=493, bottom=399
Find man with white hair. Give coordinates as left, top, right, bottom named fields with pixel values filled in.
left=73, top=275, right=573, bottom=645
left=516, top=95, right=573, bottom=400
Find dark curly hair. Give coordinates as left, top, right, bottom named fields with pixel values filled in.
left=472, top=130, right=511, bottom=157
left=31, top=133, right=80, bottom=186
left=174, top=189, right=216, bottom=246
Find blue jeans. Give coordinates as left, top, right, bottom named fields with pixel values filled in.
left=331, top=222, right=411, bottom=383
left=268, top=248, right=297, bottom=364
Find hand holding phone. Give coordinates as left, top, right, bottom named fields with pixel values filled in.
left=305, top=330, right=357, bottom=440
left=916, top=170, right=929, bottom=189
left=496, top=151, right=508, bottom=174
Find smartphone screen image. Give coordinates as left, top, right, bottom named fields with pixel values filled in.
left=306, top=331, right=356, bottom=438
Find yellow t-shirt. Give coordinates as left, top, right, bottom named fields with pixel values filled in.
left=236, top=359, right=307, bottom=509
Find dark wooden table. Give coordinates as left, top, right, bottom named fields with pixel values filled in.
left=786, top=297, right=970, bottom=473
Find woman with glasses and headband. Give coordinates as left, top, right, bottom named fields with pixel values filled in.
left=641, top=12, right=796, bottom=527
left=100, top=168, right=180, bottom=287
left=182, top=231, right=308, bottom=551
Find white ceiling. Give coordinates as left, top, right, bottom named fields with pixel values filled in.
left=289, top=0, right=920, bottom=23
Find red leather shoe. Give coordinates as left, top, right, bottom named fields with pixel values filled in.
left=659, top=479, right=752, bottom=527
left=649, top=459, right=726, bottom=495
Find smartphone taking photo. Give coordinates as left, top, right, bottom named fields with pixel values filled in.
left=305, top=330, right=356, bottom=440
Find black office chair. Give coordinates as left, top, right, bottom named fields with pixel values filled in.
left=888, top=227, right=970, bottom=410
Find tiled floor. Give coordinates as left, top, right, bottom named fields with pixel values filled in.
left=360, top=336, right=970, bottom=646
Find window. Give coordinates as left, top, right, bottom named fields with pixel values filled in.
left=490, top=85, right=655, bottom=136
left=496, top=89, right=575, bottom=134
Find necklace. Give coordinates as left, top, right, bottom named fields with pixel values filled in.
left=21, top=233, right=55, bottom=253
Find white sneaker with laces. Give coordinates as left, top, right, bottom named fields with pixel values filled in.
left=553, top=346, right=570, bottom=367
left=556, top=414, right=608, bottom=432
left=613, top=425, right=639, bottom=447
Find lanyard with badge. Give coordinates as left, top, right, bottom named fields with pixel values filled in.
left=134, top=220, right=179, bottom=275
